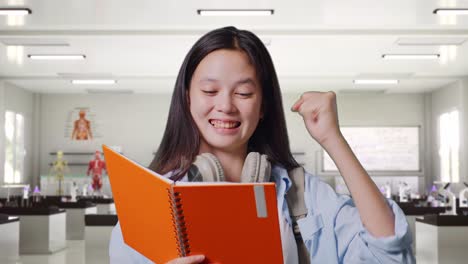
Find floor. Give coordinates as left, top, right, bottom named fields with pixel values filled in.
left=9, top=241, right=106, bottom=264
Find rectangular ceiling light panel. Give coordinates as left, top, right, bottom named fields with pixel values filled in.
left=72, top=80, right=116, bottom=85
left=197, top=9, right=274, bottom=16
left=353, top=79, right=399, bottom=85
left=28, top=54, right=86, bottom=60
left=382, top=54, right=440, bottom=60
left=434, top=8, right=468, bottom=15
left=0, top=8, right=31, bottom=16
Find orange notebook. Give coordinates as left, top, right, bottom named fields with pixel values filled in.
left=103, top=145, right=283, bottom=264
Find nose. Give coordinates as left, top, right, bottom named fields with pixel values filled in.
left=214, top=93, right=237, bottom=114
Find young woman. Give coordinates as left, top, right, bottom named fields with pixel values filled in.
left=109, top=26, right=415, bottom=264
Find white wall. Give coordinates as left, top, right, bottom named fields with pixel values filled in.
left=39, top=94, right=171, bottom=178
left=38, top=91, right=427, bottom=192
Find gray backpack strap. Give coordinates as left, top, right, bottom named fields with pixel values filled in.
left=286, top=167, right=310, bottom=264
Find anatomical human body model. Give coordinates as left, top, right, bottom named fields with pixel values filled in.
left=87, top=151, right=106, bottom=195
left=50, top=151, right=70, bottom=195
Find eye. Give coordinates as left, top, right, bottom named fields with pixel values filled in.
left=202, top=90, right=216, bottom=95
left=236, top=92, right=253, bottom=97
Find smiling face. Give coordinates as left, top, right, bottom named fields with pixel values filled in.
left=189, top=49, right=263, bottom=153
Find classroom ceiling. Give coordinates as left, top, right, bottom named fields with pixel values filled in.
left=1, top=0, right=468, bottom=94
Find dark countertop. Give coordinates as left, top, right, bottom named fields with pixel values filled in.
left=0, top=213, right=19, bottom=224
left=41, top=196, right=96, bottom=208
left=400, top=206, right=446, bottom=216
left=1, top=196, right=96, bottom=210
left=0, top=207, right=66, bottom=216
left=78, top=196, right=114, bottom=204
left=85, top=214, right=118, bottom=226
left=396, top=201, right=448, bottom=216
left=54, top=201, right=96, bottom=209
left=44, top=195, right=72, bottom=202
left=457, top=208, right=468, bottom=216
left=416, top=214, right=468, bottom=226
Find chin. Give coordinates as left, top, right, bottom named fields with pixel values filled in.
left=204, top=140, right=244, bottom=152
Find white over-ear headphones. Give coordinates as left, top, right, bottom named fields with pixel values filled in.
left=188, top=152, right=271, bottom=183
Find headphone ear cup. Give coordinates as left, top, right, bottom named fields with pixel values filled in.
left=257, top=154, right=271, bottom=182
left=190, top=153, right=224, bottom=182
left=241, top=152, right=271, bottom=183
left=241, top=152, right=258, bottom=183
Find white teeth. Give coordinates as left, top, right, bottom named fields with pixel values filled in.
left=210, top=120, right=239, bottom=129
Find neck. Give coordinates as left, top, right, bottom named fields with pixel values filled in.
left=198, top=144, right=247, bottom=182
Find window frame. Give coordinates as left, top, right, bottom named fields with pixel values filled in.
left=4, top=110, right=26, bottom=184
left=438, top=109, right=460, bottom=183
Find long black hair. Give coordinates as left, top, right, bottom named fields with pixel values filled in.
left=149, top=26, right=300, bottom=180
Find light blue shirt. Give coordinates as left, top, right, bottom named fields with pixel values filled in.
left=109, top=166, right=415, bottom=263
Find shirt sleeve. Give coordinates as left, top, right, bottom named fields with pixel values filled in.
left=330, top=185, right=416, bottom=263
left=109, top=221, right=153, bottom=264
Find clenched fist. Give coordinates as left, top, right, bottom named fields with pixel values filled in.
left=291, top=91, right=342, bottom=147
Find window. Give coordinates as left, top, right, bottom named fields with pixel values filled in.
left=438, top=110, right=459, bottom=183
left=4, top=111, right=25, bottom=183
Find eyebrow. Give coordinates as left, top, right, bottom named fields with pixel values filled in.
left=199, top=77, right=257, bottom=87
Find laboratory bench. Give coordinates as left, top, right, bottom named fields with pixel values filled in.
left=0, top=213, right=20, bottom=262
left=0, top=206, right=67, bottom=254
left=85, top=214, right=118, bottom=264
left=397, top=202, right=447, bottom=253
left=416, top=214, right=468, bottom=264
left=56, top=201, right=97, bottom=240
left=77, top=196, right=115, bottom=214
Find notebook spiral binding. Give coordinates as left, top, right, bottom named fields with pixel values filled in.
left=168, top=187, right=190, bottom=256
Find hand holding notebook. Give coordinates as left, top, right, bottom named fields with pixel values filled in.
left=166, top=255, right=206, bottom=264
left=103, top=145, right=283, bottom=264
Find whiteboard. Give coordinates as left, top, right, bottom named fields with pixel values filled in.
left=323, top=127, right=420, bottom=171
